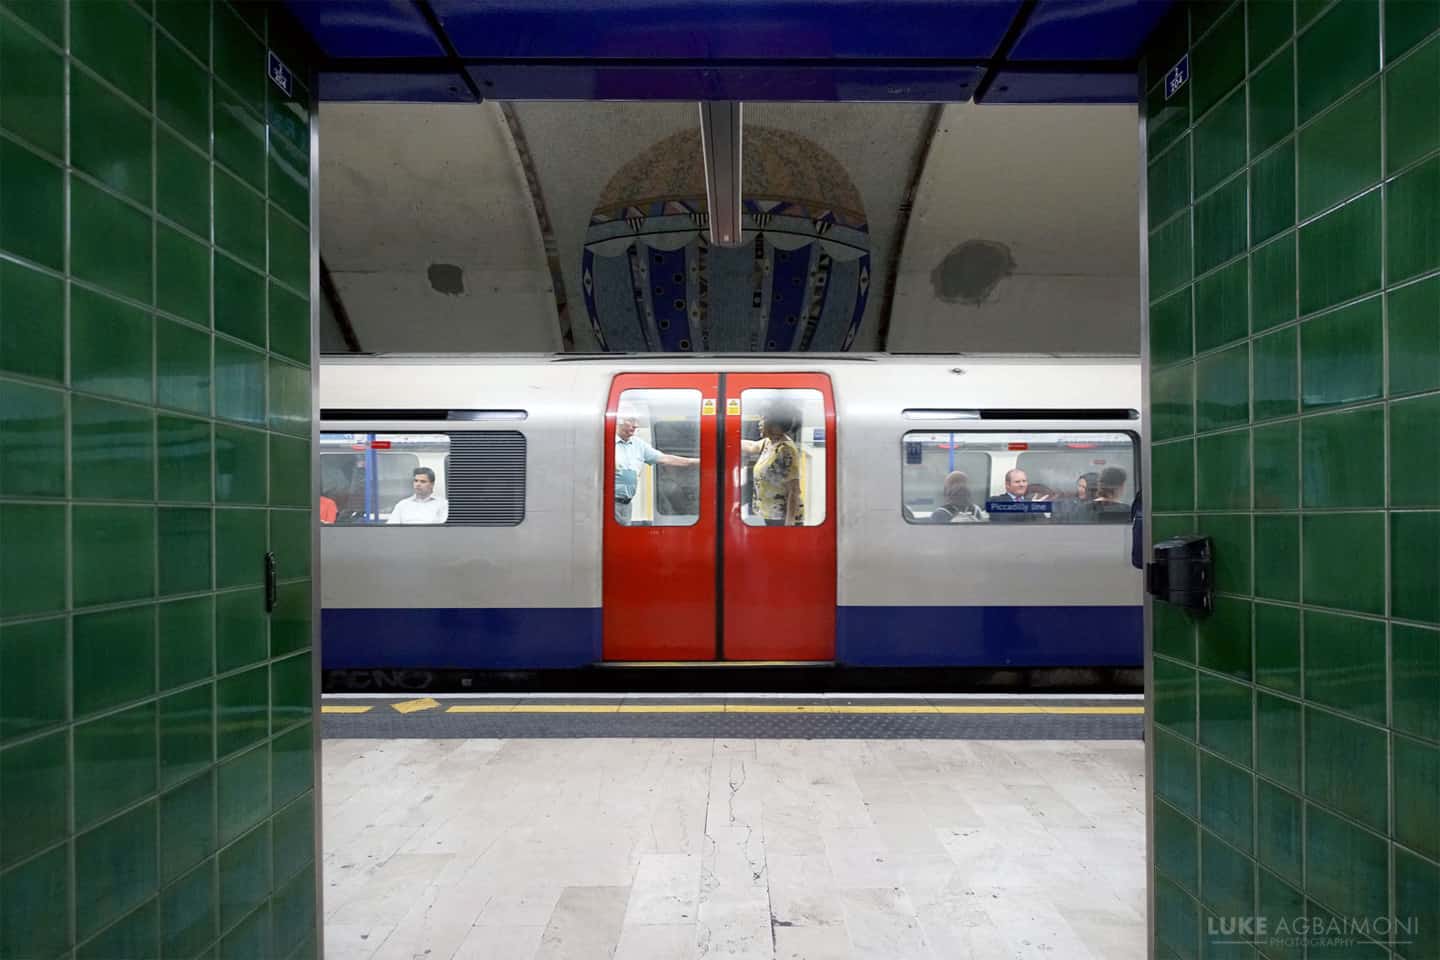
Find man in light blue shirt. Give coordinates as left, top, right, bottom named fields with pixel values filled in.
left=615, top=413, right=698, bottom=523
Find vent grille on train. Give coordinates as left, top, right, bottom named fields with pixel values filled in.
left=445, top=432, right=526, bottom=526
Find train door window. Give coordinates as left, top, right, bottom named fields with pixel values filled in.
left=319, top=433, right=450, bottom=524
left=739, top=388, right=826, bottom=526
left=615, top=389, right=702, bottom=526
left=901, top=432, right=1136, bottom=523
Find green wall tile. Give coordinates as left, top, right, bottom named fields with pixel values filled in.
left=1195, top=259, right=1250, bottom=353
left=1148, top=73, right=1191, bottom=158
left=0, top=616, right=66, bottom=739
left=1150, top=136, right=1191, bottom=228
left=217, top=587, right=266, bottom=673
left=1152, top=289, right=1194, bottom=368
left=0, top=378, right=65, bottom=497
left=1156, top=727, right=1200, bottom=816
left=1199, top=828, right=1254, bottom=918
left=1156, top=873, right=1200, bottom=959
left=218, top=744, right=269, bottom=844
left=159, top=595, right=215, bottom=691
left=1256, top=690, right=1302, bottom=790
left=1253, top=421, right=1299, bottom=509
left=1304, top=706, right=1387, bottom=828
left=216, top=425, right=268, bottom=505
left=1255, top=602, right=1301, bottom=695
left=1197, top=512, right=1252, bottom=594
left=1192, top=5, right=1246, bottom=117
left=70, top=176, right=153, bottom=305
left=1195, top=175, right=1248, bottom=275
left=271, top=652, right=311, bottom=731
left=161, top=859, right=216, bottom=957
left=159, top=507, right=213, bottom=596
left=1155, top=593, right=1198, bottom=663
left=1297, top=0, right=1380, bottom=123
left=72, top=397, right=154, bottom=501
left=1196, top=343, right=1250, bottom=430
left=160, top=771, right=215, bottom=882
left=1197, top=430, right=1251, bottom=510
left=73, top=505, right=156, bottom=607
left=1304, top=803, right=1388, bottom=921
left=77, top=900, right=159, bottom=960
left=156, top=31, right=210, bottom=150
left=272, top=795, right=314, bottom=886
left=1256, top=870, right=1304, bottom=960
left=157, top=414, right=213, bottom=502
left=270, top=580, right=311, bottom=658
left=1151, top=211, right=1194, bottom=300
left=1200, top=752, right=1254, bottom=858
left=1389, top=275, right=1440, bottom=397
left=1394, top=734, right=1440, bottom=861
left=269, top=153, right=309, bottom=230
left=1, top=139, right=64, bottom=271
left=1254, top=517, right=1300, bottom=603
left=1298, top=188, right=1381, bottom=315
left=1301, top=406, right=1385, bottom=508
left=269, top=358, right=310, bottom=437
left=71, top=285, right=154, bottom=404
left=215, top=254, right=268, bottom=348
left=71, top=67, right=153, bottom=208
left=1304, top=901, right=1389, bottom=959
left=217, top=664, right=268, bottom=757
left=270, top=722, right=312, bottom=811
left=0, top=730, right=68, bottom=866
left=1393, top=623, right=1440, bottom=741
left=74, top=701, right=157, bottom=829
left=0, top=503, right=66, bottom=617
left=1387, top=156, right=1440, bottom=284
left=215, top=170, right=266, bottom=270
left=220, top=822, right=271, bottom=929
left=269, top=281, right=310, bottom=365
left=1249, top=0, right=1293, bottom=67
left=1297, top=80, right=1380, bottom=219
left=0, top=13, right=65, bottom=157
left=71, top=0, right=152, bottom=105
left=1304, top=608, right=1387, bottom=721
left=1393, top=511, right=1440, bottom=623
left=1385, top=35, right=1440, bottom=173
left=1300, top=297, right=1382, bottom=409
left=221, top=901, right=272, bottom=959
left=215, top=87, right=266, bottom=191
left=157, top=317, right=212, bottom=416
left=1391, top=393, right=1440, bottom=506
left=0, top=259, right=65, bottom=382
left=158, top=0, right=211, bottom=64
left=1152, top=364, right=1195, bottom=442
left=1302, top=513, right=1386, bottom=614
left=1199, top=597, right=1252, bottom=681
left=216, top=510, right=266, bottom=589
left=1198, top=673, right=1252, bottom=765
left=1195, top=87, right=1247, bottom=197
left=0, top=844, right=68, bottom=958
left=270, top=210, right=309, bottom=293
left=157, top=223, right=213, bottom=328
left=1156, top=656, right=1198, bottom=738
left=1251, top=137, right=1296, bottom=245
left=269, top=510, right=310, bottom=581
left=1250, top=45, right=1295, bottom=158
left=1395, top=847, right=1440, bottom=960
left=73, top=603, right=155, bottom=716
left=1252, top=326, right=1297, bottom=421
left=160, top=684, right=213, bottom=789
left=270, top=436, right=310, bottom=508
left=1155, top=799, right=1199, bottom=891
left=214, top=2, right=266, bottom=118
left=1256, top=780, right=1303, bottom=887
left=157, top=129, right=211, bottom=238
left=76, top=800, right=158, bottom=940
left=214, top=337, right=266, bottom=425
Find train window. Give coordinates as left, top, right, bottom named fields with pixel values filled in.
left=319, top=431, right=526, bottom=526
left=901, top=431, right=1136, bottom=524
left=739, top=389, right=826, bottom=526
left=615, top=389, right=702, bottom=527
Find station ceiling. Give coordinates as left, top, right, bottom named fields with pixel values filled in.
left=284, top=0, right=1172, bottom=104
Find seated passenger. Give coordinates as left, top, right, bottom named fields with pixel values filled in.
left=987, top=468, right=1050, bottom=520
left=741, top=401, right=805, bottom=525
left=1076, top=472, right=1099, bottom=502
left=387, top=467, right=448, bottom=524
left=1091, top=466, right=1130, bottom=522
left=929, top=471, right=985, bottom=523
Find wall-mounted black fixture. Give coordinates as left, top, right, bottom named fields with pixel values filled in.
left=1146, top=535, right=1213, bottom=615
left=265, top=552, right=278, bottom=613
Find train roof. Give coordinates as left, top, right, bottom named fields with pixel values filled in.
left=321, top=352, right=1140, bottom=366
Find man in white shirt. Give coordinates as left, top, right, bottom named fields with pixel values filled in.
left=615, top=413, right=698, bottom=523
left=387, top=467, right=448, bottom=524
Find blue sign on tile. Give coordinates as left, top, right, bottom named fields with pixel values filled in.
left=269, top=51, right=293, bottom=97
left=1164, top=55, right=1188, bottom=100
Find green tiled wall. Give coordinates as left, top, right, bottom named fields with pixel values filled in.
left=1144, top=1, right=1440, bottom=957
left=0, top=1, right=317, bottom=957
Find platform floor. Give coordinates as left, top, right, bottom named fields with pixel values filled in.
left=322, top=732, right=1145, bottom=959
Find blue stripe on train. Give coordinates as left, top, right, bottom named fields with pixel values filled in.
left=836, top=605, right=1142, bottom=667
left=322, top=607, right=602, bottom=669
left=322, top=604, right=1142, bottom=669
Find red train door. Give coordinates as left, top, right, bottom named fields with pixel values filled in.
left=721, top=373, right=836, bottom=661
left=601, top=371, right=836, bottom=662
left=602, top=373, right=719, bottom=661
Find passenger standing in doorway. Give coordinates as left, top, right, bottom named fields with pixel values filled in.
left=742, top=401, right=805, bottom=526
left=387, top=467, right=448, bottom=524
left=615, top=412, right=699, bottom=524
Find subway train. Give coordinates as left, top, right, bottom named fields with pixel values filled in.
left=319, top=355, right=1144, bottom=681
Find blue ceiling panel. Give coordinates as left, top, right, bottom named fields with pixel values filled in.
left=469, top=64, right=984, bottom=102
left=982, top=70, right=1138, bottom=103
left=1009, top=0, right=1173, bottom=61
left=432, top=0, right=1019, bottom=60
left=285, top=0, right=444, bottom=58
left=320, top=72, right=477, bottom=102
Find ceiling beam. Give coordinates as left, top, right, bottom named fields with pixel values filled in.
left=698, top=101, right=744, bottom=247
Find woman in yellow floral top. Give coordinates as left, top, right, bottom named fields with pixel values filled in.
left=742, top=401, right=804, bottom=525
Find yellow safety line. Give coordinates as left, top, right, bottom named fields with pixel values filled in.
left=391, top=697, right=440, bottom=714
left=618, top=704, right=725, bottom=713
left=1040, top=706, right=1145, bottom=715
left=422, top=704, right=1146, bottom=716
left=321, top=705, right=373, bottom=714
